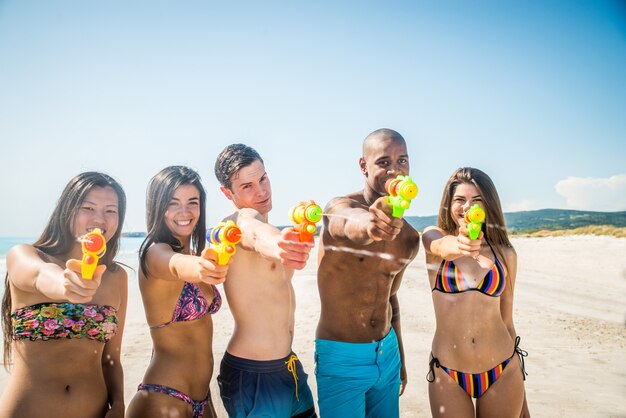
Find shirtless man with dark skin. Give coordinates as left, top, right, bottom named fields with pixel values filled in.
left=315, top=129, right=420, bottom=418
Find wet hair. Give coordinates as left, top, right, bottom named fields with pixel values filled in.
left=214, top=144, right=263, bottom=189
left=139, top=166, right=206, bottom=278
left=2, top=171, right=126, bottom=368
left=437, top=167, right=512, bottom=249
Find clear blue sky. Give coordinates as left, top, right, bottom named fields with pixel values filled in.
left=1, top=0, right=625, bottom=237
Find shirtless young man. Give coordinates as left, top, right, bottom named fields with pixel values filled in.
left=214, top=143, right=317, bottom=418
left=315, top=129, right=420, bottom=417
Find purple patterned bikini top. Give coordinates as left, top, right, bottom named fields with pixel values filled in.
left=150, top=282, right=221, bottom=329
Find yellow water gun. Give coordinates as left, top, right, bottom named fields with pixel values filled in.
left=206, top=221, right=242, bottom=265
left=81, top=228, right=107, bottom=279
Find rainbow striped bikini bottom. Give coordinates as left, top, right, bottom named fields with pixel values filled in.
left=427, top=336, right=527, bottom=398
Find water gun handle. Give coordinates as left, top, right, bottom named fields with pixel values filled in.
left=385, top=175, right=418, bottom=218
left=464, top=204, right=486, bottom=240
left=206, top=221, right=242, bottom=265
left=288, top=200, right=323, bottom=242
left=81, top=228, right=107, bottom=279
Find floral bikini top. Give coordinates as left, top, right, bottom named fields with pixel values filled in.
left=12, top=302, right=118, bottom=343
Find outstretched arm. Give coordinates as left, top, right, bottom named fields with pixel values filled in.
left=7, top=244, right=104, bottom=304
left=325, top=196, right=403, bottom=245
left=145, top=243, right=228, bottom=285
left=234, top=208, right=314, bottom=270
left=422, top=226, right=482, bottom=260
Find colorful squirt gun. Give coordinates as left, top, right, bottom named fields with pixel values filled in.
left=81, top=228, right=107, bottom=280
left=288, top=200, right=323, bottom=242
left=385, top=175, right=418, bottom=218
left=465, top=204, right=486, bottom=240
left=206, top=221, right=242, bottom=265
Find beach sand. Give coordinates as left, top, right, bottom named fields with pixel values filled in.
left=1, top=235, right=625, bottom=417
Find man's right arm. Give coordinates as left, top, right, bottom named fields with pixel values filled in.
left=234, top=208, right=313, bottom=270
left=325, top=197, right=403, bottom=245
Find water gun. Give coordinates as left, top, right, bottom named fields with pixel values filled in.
left=464, top=204, right=486, bottom=240
left=206, top=221, right=242, bottom=265
left=81, top=228, right=107, bottom=279
left=385, top=175, right=418, bottom=218
left=288, top=200, right=323, bottom=242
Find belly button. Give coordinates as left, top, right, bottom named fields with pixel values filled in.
left=65, top=385, right=70, bottom=392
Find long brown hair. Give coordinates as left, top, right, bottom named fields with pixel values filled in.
left=2, top=172, right=126, bottom=368
left=438, top=167, right=512, bottom=249
left=139, top=166, right=207, bottom=279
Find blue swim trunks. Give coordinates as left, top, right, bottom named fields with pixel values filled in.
left=217, top=351, right=317, bottom=418
left=315, top=328, right=401, bottom=418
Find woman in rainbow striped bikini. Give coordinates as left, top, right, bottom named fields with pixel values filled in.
left=422, top=167, right=529, bottom=418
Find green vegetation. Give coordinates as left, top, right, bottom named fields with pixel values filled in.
left=406, top=209, right=626, bottom=237
left=510, top=225, right=626, bottom=238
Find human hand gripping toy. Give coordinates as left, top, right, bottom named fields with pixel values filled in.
left=206, top=220, right=242, bottom=265
left=288, top=200, right=323, bottom=242
left=464, top=204, right=486, bottom=240
left=80, top=228, right=107, bottom=279
left=385, top=175, right=418, bottom=218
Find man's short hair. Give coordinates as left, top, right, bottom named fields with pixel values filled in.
left=214, top=143, right=264, bottom=189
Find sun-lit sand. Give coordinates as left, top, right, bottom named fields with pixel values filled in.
left=1, top=235, right=625, bottom=417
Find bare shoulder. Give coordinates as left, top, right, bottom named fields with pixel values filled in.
left=146, top=242, right=175, bottom=257
left=7, top=243, right=39, bottom=262
left=499, top=245, right=517, bottom=266
left=325, top=192, right=365, bottom=213
left=236, top=208, right=265, bottom=222
left=6, top=244, right=48, bottom=280
left=421, top=226, right=444, bottom=247
left=107, top=262, right=129, bottom=282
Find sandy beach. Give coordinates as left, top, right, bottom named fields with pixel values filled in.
left=1, top=235, right=625, bottom=417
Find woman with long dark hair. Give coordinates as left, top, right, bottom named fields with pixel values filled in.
left=1, top=172, right=128, bottom=417
left=423, top=167, right=529, bottom=418
left=127, top=166, right=228, bottom=418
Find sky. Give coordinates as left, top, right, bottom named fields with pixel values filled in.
left=0, top=0, right=625, bottom=237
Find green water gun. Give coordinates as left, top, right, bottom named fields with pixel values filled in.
left=464, top=204, right=485, bottom=240
left=385, top=175, right=418, bottom=218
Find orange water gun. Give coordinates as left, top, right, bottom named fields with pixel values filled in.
left=81, top=228, right=107, bottom=279
left=206, top=221, right=242, bottom=265
left=288, top=200, right=323, bottom=242
left=385, top=175, right=418, bottom=218
left=465, top=204, right=485, bottom=240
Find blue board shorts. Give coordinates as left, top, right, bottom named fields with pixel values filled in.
left=315, top=328, right=401, bottom=418
left=217, top=351, right=317, bottom=418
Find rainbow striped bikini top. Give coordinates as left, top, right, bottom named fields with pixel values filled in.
left=433, top=244, right=505, bottom=297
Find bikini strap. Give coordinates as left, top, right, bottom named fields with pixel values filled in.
left=513, top=336, right=529, bottom=380
left=427, top=353, right=441, bottom=383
